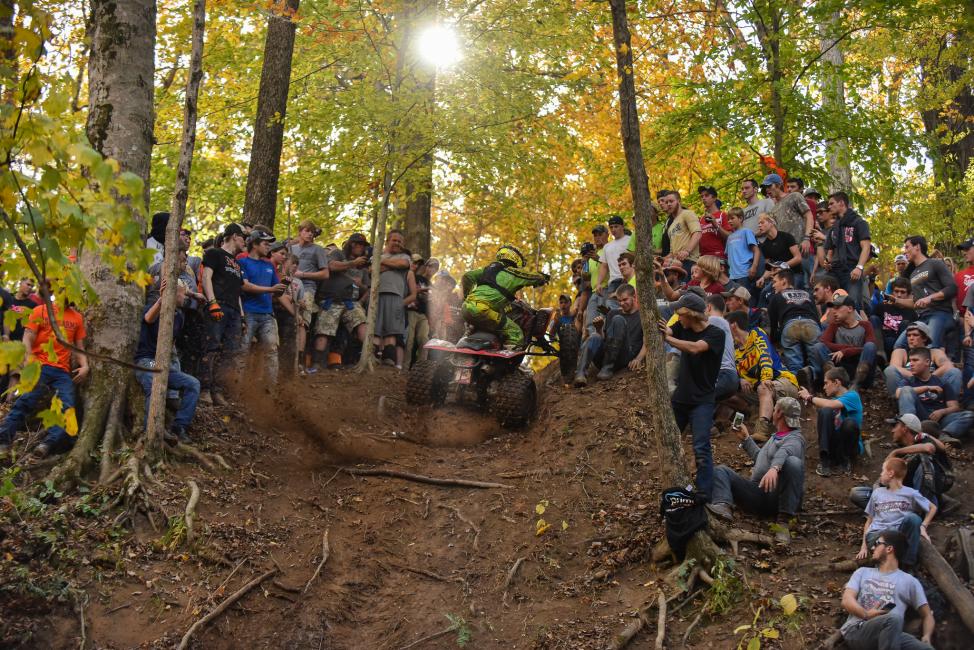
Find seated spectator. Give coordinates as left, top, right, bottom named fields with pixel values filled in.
left=239, top=231, right=288, bottom=385
left=885, top=254, right=908, bottom=292
left=654, top=258, right=687, bottom=299
left=854, top=458, right=936, bottom=569
left=707, top=396, right=805, bottom=545
left=895, top=235, right=956, bottom=351
left=851, top=414, right=953, bottom=512
left=957, top=238, right=974, bottom=402
left=767, top=269, right=820, bottom=382
left=882, top=322, right=961, bottom=400
left=725, top=310, right=799, bottom=442
left=722, top=285, right=763, bottom=330
left=705, top=295, right=739, bottom=401
left=687, top=255, right=725, bottom=295
left=895, top=347, right=974, bottom=443
left=812, top=274, right=841, bottom=323
left=839, top=529, right=935, bottom=650
left=134, top=279, right=199, bottom=445
left=799, top=367, right=862, bottom=477
left=0, top=300, right=88, bottom=459
left=811, top=292, right=878, bottom=390
left=573, top=284, right=645, bottom=385
left=724, top=207, right=760, bottom=295
left=870, top=277, right=916, bottom=363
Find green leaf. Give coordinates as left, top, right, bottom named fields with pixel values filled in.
left=40, top=167, right=60, bottom=190
left=17, top=361, right=41, bottom=394
left=115, top=172, right=144, bottom=198
left=747, top=637, right=761, bottom=650
left=0, top=341, right=25, bottom=374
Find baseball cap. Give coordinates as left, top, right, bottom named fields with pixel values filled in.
left=670, top=291, right=707, bottom=315
left=905, top=321, right=933, bottom=341
left=580, top=242, right=596, bottom=256
left=830, top=291, right=855, bottom=308
left=894, top=254, right=908, bottom=263
left=896, top=414, right=922, bottom=434
left=269, top=241, right=287, bottom=253
left=348, top=232, right=369, bottom=246
left=776, top=397, right=802, bottom=428
left=804, top=188, right=821, bottom=199
left=697, top=185, right=717, bottom=197
left=247, top=230, right=275, bottom=244
left=721, top=286, right=751, bottom=302
left=607, top=215, right=625, bottom=226
left=760, top=173, right=783, bottom=187
left=592, top=224, right=608, bottom=235
left=223, top=223, right=245, bottom=239
left=410, top=253, right=424, bottom=263
left=957, top=238, right=974, bottom=251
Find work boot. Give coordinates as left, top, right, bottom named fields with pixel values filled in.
left=706, top=502, right=733, bottom=521
left=850, top=362, right=871, bottom=392
left=940, top=493, right=962, bottom=516
left=815, top=460, right=831, bottom=477
left=574, top=342, right=595, bottom=386
left=773, top=518, right=792, bottom=545
left=752, top=417, right=772, bottom=443
left=796, top=366, right=813, bottom=391
left=596, top=340, right=623, bottom=381
left=32, top=443, right=51, bottom=459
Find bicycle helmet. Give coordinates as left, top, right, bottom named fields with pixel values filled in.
left=495, top=245, right=526, bottom=268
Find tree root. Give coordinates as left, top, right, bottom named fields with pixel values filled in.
left=438, top=504, right=481, bottom=551
left=609, top=588, right=688, bottom=650
left=502, top=557, right=526, bottom=605
left=98, top=393, right=124, bottom=484
left=683, top=611, right=703, bottom=646
left=654, top=589, right=666, bottom=649
left=710, top=521, right=773, bottom=556
left=177, top=567, right=277, bottom=650
left=169, top=443, right=231, bottom=472
left=184, top=480, right=200, bottom=545
left=342, top=466, right=512, bottom=489
left=303, top=529, right=330, bottom=594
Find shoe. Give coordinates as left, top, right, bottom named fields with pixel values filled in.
left=940, top=493, right=962, bottom=516
left=212, top=392, right=228, bottom=407
left=178, top=431, right=192, bottom=445
left=32, top=443, right=51, bottom=459
left=839, top=460, right=853, bottom=475
left=939, top=433, right=961, bottom=446
left=710, top=425, right=722, bottom=438
left=199, top=391, right=212, bottom=405
left=850, top=362, right=872, bottom=392
left=597, top=340, right=623, bottom=381
left=773, top=523, right=792, bottom=545
left=382, top=358, right=395, bottom=366
left=706, top=502, right=733, bottom=521
left=573, top=342, right=595, bottom=386
left=163, top=429, right=179, bottom=447
left=815, top=462, right=831, bottom=477
left=305, top=366, right=320, bottom=375
left=796, top=366, right=813, bottom=390
left=752, top=418, right=771, bottom=443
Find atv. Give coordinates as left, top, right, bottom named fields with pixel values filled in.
left=405, top=300, right=559, bottom=427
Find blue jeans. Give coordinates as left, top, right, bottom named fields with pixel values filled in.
left=711, top=456, right=803, bottom=517
left=780, top=318, right=820, bottom=372
left=817, top=407, right=860, bottom=465
left=201, top=302, right=242, bottom=394
left=884, top=365, right=962, bottom=398
left=897, top=388, right=974, bottom=437
left=865, top=513, right=923, bottom=567
left=833, top=268, right=866, bottom=309
left=892, top=310, right=954, bottom=350
left=242, top=312, right=280, bottom=384
left=585, top=290, right=605, bottom=336
left=810, top=341, right=877, bottom=384
left=962, top=340, right=974, bottom=406
left=0, top=365, right=76, bottom=450
left=134, top=358, right=200, bottom=431
left=672, top=400, right=715, bottom=500
left=715, top=368, right=739, bottom=401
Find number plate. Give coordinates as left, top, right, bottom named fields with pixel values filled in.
left=455, top=368, right=472, bottom=385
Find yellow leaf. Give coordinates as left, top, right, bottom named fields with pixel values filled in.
left=734, top=625, right=752, bottom=635
left=747, top=637, right=761, bottom=650
left=64, top=407, right=78, bottom=437
left=535, top=519, right=551, bottom=536
left=761, top=628, right=779, bottom=639
left=780, top=593, right=798, bottom=616
left=535, top=503, right=546, bottom=515
left=222, top=416, right=230, bottom=423
left=561, top=520, right=568, bottom=530
left=618, top=43, right=629, bottom=55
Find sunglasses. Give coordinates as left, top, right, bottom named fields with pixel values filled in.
left=870, top=540, right=889, bottom=551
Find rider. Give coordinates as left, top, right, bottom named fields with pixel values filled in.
left=461, top=245, right=549, bottom=348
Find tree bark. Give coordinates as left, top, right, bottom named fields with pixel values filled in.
left=819, top=11, right=852, bottom=192
left=356, top=157, right=394, bottom=373
left=145, top=0, right=206, bottom=452
left=920, top=37, right=974, bottom=192
left=50, top=0, right=156, bottom=487
left=242, top=0, right=300, bottom=230
left=403, top=168, right=432, bottom=259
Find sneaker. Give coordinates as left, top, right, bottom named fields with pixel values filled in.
left=839, top=460, right=853, bottom=475
left=815, top=462, right=831, bottom=477
left=199, top=391, right=213, bottom=405
left=381, top=358, right=395, bottom=367
left=178, top=431, right=192, bottom=445
left=706, top=502, right=733, bottom=521
left=212, top=392, right=229, bottom=407
left=796, top=366, right=813, bottom=390
left=32, top=443, right=51, bottom=459
left=305, top=366, right=320, bottom=375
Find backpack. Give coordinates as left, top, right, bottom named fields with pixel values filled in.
left=659, top=486, right=708, bottom=561
left=906, top=445, right=954, bottom=500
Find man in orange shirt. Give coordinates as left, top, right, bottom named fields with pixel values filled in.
left=0, top=302, right=88, bottom=459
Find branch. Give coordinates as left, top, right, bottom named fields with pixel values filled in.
left=342, top=466, right=513, bottom=489
left=177, top=567, right=278, bottom=650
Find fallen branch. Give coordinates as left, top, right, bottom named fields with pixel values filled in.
left=342, top=467, right=512, bottom=489
left=682, top=611, right=703, bottom=646
left=303, top=530, right=330, bottom=594
left=654, top=589, right=666, bottom=649
left=502, top=557, right=526, bottom=605
left=398, top=623, right=458, bottom=650
left=394, top=564, right=462, bottom=583
left=272, top=579, right=302, bottom=594
left=711, top=525, right=773, bottom=556
left=826, top=559, right=864, bottom=572
left=919, top=537, right=974, bottom=633
left=184, top=480, right=200, bottom=545
left=439, top=504, right=481, bottom=550
left=177, top=567, right=277, bottom=650
left=609, top=589, right=686, bottom=649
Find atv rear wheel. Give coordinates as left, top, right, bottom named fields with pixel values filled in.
left=557, top=322, right=580, bottom=382
left=405, top=359, right=448, bottom=405
left=490, top=371, right=537, bottom=428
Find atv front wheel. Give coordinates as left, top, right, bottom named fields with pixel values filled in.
left=557, top=322, right=580, bottom=382
left=405, top=359, right=448, bottom=405
left=490, top=371, right=537, bottom=428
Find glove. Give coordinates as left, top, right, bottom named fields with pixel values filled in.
left=207, top=300, right=224, bottom=321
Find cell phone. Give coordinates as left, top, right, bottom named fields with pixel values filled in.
left=731, top=412, right=744, bottom=430
left=881, top=601, right=896, bottom=612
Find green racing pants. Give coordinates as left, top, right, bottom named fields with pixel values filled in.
left=460, top=297, right=524, bottom=347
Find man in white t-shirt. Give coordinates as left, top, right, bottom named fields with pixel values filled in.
left=740, top=178, right=775, bottom=236
left=596, top=214, right=631, bottom=308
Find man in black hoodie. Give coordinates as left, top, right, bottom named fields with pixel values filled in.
left=823, top=192, right=871, bottom=309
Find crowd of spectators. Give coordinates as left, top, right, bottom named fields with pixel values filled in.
left=0, top=214, right=464, bottom=458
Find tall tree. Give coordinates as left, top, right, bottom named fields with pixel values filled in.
left=819, top=10, right=852, bottom=192
left=242, top=0, right=299, bottom=230
left=50, top=0, right=157, bottom=486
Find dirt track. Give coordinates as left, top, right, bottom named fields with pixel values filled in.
left=4, top=366, right=974, bottom=648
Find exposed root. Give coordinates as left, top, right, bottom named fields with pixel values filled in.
left=654, top=588, right=666, bottom=649
left=177, top=567, right=278, bottom=650
left=710, top=522, right=773, bottom=556
left=502, top=557, right=526, bottom=605
left=438, top=504, right=481, bottom=551
left=169, top=442, right=226, bottom=472
left=98, top=393, right=123, bottom=484
left=342, top=466, right=513, bottom=489
left=303, top=529, right=330, bottom=594
left=683, top=611, right=703, bottom=646
left=184, top=480, right=201, bottom=544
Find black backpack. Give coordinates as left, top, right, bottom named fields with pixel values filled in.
left=659, top=486, right=708, bottom=561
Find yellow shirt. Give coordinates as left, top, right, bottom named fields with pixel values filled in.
left=667, top=208, right=701, bottom=261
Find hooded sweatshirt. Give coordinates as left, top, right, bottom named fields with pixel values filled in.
left=825, top=208, right=870, bottom=272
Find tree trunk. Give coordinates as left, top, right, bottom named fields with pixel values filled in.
left=242, top=0, right=300, bottom=230
left=920, top=40, right=974, bottom=192
left=819, top=11, right=852, bottom=191
left=145, top=0, right=206, bottom=452
left=356, top=157, right=394, bottom=373
left=403, top=168, right=432, bottom=259
left=50, top=0, right=156, bottom=487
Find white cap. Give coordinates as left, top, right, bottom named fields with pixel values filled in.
left=896, top=414, right=922, bottom=433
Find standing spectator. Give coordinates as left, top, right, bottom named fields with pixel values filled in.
left=799, top=367, right=862, bottom=476
left=375, top=230, right=412, bottom=368
left=1, top=277, right=39, bottom=400
left=617, top=251, right=636, bottom=289
left=405, top=256, right=434, bottom=367
left=955, top=238, right=974, bottom=393
left=200, top=223, right=246, bottom=406
left=823, top=192, right=872, bottom=309
left=767, top=269, right=820, bottom=379
left=755, top=214, right=801, bottom=306
left=585, top=225, right=610, bottom=334
left=273, top=246, right=303, bottom=378
left=725, top=207, right=760, bottom=296
left=430, top=271, right=463, bottom=342
left=239, top=232, right=287, bottom=385
left=763, top=174, right=814, bottom=259
left=741, top=178, right=774, bottom=235
left=787, top=178, right=818, bottom=219
left=811, top=292, right=878, bottom=390
left=574, top=284, right=645, bottom=384
left=659, top=190, right=701, bottom=274
left=839, top=529, right=935, bottom=650
left=0, top=300, right=88, bottom=459
left=697, top=185, right=729, bottom=259
left=134, top=279, right=199, bottom=445
left=290, top=220, right=332, bottom=372
left=870, top=278, right=916, bottom=362
left=896, top=347, right=973, bottom=443
left=595, top=215, right=632, bottom=304
left=705, top=295, right=739, bottom=400
left=706, top=397, right=805, bottom=545
left=146, top=211, right=169, bottom=265
left=659, top=292, right=725, bottom=500
left=894, top=235, right=957, bottom=351
left=725, top=310, right=799, bottom=441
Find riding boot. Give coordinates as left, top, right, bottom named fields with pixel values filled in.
left=597, top=340, right=623, bottom=381
left=849, top=361, right=871, bottom=391
left=574, top=343, right=595, bottom=386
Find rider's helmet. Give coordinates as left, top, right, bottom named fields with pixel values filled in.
left=495, top=245, right=526, bottom=268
